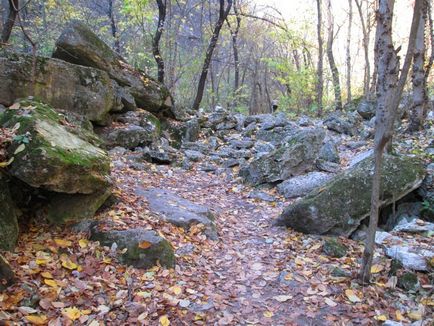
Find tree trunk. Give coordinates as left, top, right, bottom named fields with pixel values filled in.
left=192, top=0, right=232, bottom=111
left=226, top=0, right=241, bottom=108
left=108, top=0, right=120, bottom=54
left=316, top=0, right=324, bottom=117
left=1, top=0, right=19, bottom=45
left=360, top=0, right=423, bottom=283
left=326, top=0, right=343, bottom=111
left=355, top=0, right=371, bottom=99
left=153, top=0, right=167, bottom=84
left=346, top=0, right=353, bottom=104
left=409, top=0, right=428, bottom=132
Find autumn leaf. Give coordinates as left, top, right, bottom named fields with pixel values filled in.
left=25, top=315, right=48, bottom=325
left=78, top=239, right=88, bottom=248
left=407, top=311, right=422, bottom=321
left=263, top=311, right=273, bottom=318
left=324, top=297, right=337, bottom=307
left=62, top=307, right=81, bottom=321
left=159, top=315, right=170, bottom=326
left=170, top=285, right=182, bottom=295
left=374, top=314, right=387, bottom=321
left=44, top=279, right=58, bottom=288
left=273, top=295, right=292, bottom=302
left=54, top=239, right=72, bottom=248
left=60, top=256, right=78, bottom=270
left=370, top=264, right=384, bottom=274
left=138, top=241, right=152, bottom=249
left=345, top=289, right=361, bottom=303
left=40, top=272, right=53, bottom=279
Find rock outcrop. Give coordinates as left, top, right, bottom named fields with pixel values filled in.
left=276, top=154, right=425, bottom=236
left=0, top=175, right=19, bottom=251
left=52, top=21, right=176, bottom=118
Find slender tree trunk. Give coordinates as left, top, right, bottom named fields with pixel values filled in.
left=346, top=0, right=353, bottom=104
left=153, top=0, right=167, bottom=83
left=425, top=0, right=433, bottom=81
left=108, top=0, right=120, bottom=54
left=409, top=0, right=428, bottom=132
left=226, top=0, right=241, bottom=108
left=192, top=0, right=232, bottom=111
left=316, top=0, right=324, bottom=117
left=326, top=0, right=343, bottom=111
left=1, top=0, right=19, bottom=45
left=355, top=0, right=371, bottom=99
left=360, top=0, right=422, bottom=283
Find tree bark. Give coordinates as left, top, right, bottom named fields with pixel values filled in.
left=409, top=0, right=428, bottom=132
left=153, top=0, right=167, bottom=84
left=192, top=0, right=233, bottom=111
left=108, top=0, right=120, bottom=54
left=226, top=0, right=241, bottom=108
left=355, top=0, right=371, bottom=99
left=346, top=0, right=353, bottom=104
left=326, top=0, right=343, bottom=111
left=1, top=0, right=19, bottom=45
left=316, top=0, right=324, bottom=117
left=359, top=0, right=423, bottom=283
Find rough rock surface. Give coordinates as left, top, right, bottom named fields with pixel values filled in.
left=240, top=128, right=325, bottom=185
left=136, top=187, right=217, bottom=239
left=277, top=172, right=333, bottom=199
left=91, top=226, right=175, bottom=269
left=0, top=51, right=118, bottom=125
left=0, top=254, right=15, bottom=291
left=52, top=21, right=175, bottom=118
left=276, top=154, right=425, bottom=236
left=0, top=100, right=111, bottom=194
left=0, top=175, right=19, bottom=251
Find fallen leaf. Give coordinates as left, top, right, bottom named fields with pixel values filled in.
left=78, top=239, right=88, bottom=248
left=370, top=264, right=384, bottom=274
left=54, top=239, right=72, bottom=248
left=40, top=272, right=53, bottom=279
left=345, top=289, right=361, bottom=303
left=44, top=279, right=58, bottom=288
left=170, top=285, right=182, bottom=295
left=324, top=297, right=337, bottom=307
left=407, top=311, right=422, bottom=321
left=263, top=311, right=273, bottom=318
left=25, top=315, right=47, bottom=325
left=62, top=307, right=81, bottom=321
left=159, top=315, right=170, bottom=326
left=13, top=143, right=25, bottom=155
left=138, top=241, right=152, bottom=249
left=374, top=315, right=387, bottom=321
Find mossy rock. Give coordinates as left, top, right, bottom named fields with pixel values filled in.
left=0, top=254, right=15, bottom=291
left=0, top=175, right=19, bottom=251
left=1, top=100, right=111, bottom=194
left=323, top=238, right=348, bottom=258
left=52, top=21, right=178, bottom=118
left=91, top=226, right=175, bottom=269
left=45, top=188, right=112, bottom=224
left=397, top=272, right=419, bottom=291
left=276, top=154, right=425, bottom=236
left=0, top=51, right=118, bottom=125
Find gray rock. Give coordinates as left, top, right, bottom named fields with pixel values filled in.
left=276, top=154, right=425, bottom=236
left=319, top=142, right=340, bottom=163
left=323, top=111, right=362, bottom=135
left=0, top=100, right=111, bottom=194
left=136, top=188, right=217, bottom=239
left=298, top=115, right=312, bottom=126
left=102, top=124, right=157, bottom=149
left=0, top=52, right=117, bottom=125
left=256, top=125, right=297, bottom=145
left=91, top=226, right=175, bottom=269
left=348, top=149, right=373, bottom=167
left=183, top=118, right=200, bottom=142
left=323, top=238, right=348, bottom=258
left=356, top=99, right=376, bottom=119
left=241, top=128, right=325, bottom=185
left=184, top=149, right=204, bottom=162
left=385, top=245, right=433, bottom=271
left=0, top=254, right=15, bottom=291
left=393, top=219, right=434, bottom=233
left=0, top=175, right=18, bottom=251
left=277, top=172, right=333, bottom=198
left=248, top=191, right=275, bottom=202
left=52, top=21, right=174, bottom=118
left=229, top=139, right=254, bottom=149
left=316, top=160, right=341, bottom=173
left=143, top=145, right=177, bottom=165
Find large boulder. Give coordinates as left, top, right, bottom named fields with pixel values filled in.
left=52, top=21, right=176, bottom=118
left=0, top=175, right=19, bottom=251
left=0, top=51, right=119, bottom=125
left=100, top=124, right=158, bottom=149
left=276, top=154, right=425, bottom=236
left=323, top=111, right=362, bottom=136
left=91, top=226, right=175, bottom=269
left=0, top=100, right=111, bottom=194
left=277, top=172, right=333, bottom=199
left=357, top=99, right=377, bottom=119
left=240, top=128, right=325, bottom=185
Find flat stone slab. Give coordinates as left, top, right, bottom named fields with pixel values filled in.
left=136, top=187, right=217, bottom=239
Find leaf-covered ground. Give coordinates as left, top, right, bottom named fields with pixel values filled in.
left=1, top=147, right=433, bottom=325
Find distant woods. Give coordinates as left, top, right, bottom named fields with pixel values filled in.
left=0, top=0, right=433, bottom=118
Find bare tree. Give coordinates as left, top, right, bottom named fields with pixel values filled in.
left=346, top=0, right=353, bottom=104
left=359, top=0, right=423, bottom=283
left=409, top=0, right=428, bottom=132
left=1, top=0, right=19, bottom=45
left=153, top=0, right=167, bottom=83
left=316, top=0, right=324, bottom=116
left=325, top=0, right=342, bottom=111
left=107, top=0, right=120, bottom=54
left=354, top=0, right=372, bottom=99
left=192, top=0, right=232, bottom=111
left=226, top=0, right=241, bottom=108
